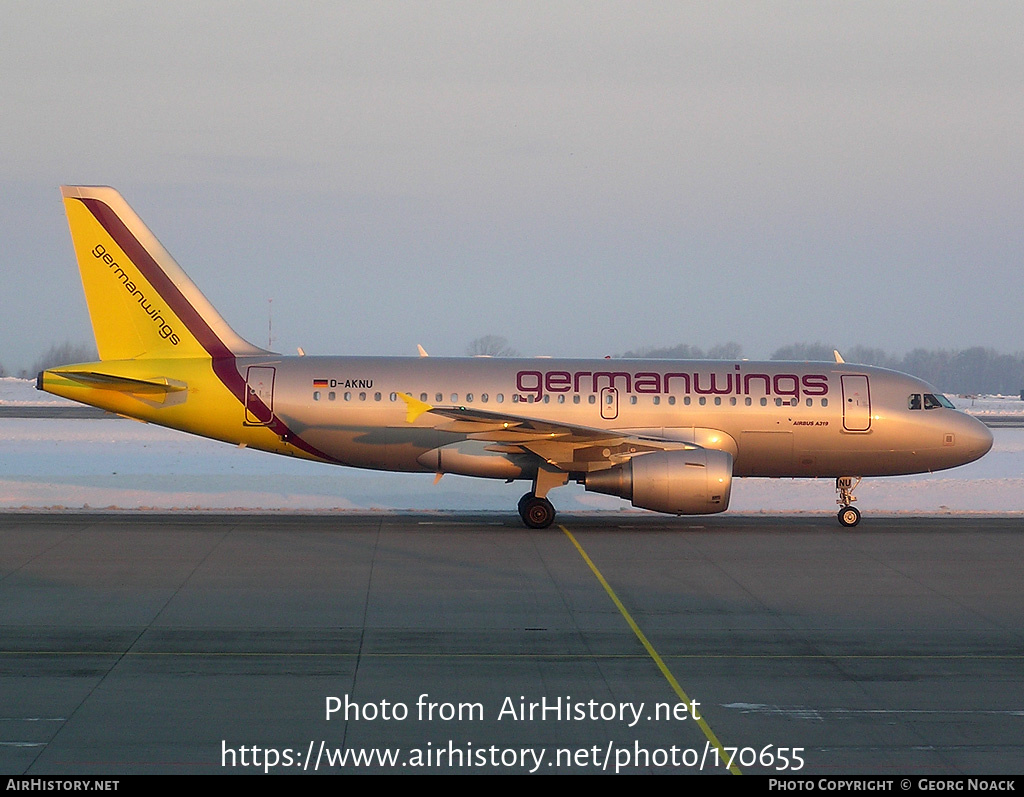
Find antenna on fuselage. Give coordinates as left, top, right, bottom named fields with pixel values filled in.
left=833, top=349, right=845, bottom=363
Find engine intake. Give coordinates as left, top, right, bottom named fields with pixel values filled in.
left=584, top=449, right=733, bottom=515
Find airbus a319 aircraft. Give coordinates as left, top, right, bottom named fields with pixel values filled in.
left=39, top=186, right=993, bottom=528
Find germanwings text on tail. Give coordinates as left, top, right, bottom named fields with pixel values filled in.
left=40, top=186, right=993, bottom=528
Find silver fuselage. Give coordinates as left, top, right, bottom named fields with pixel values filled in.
left=240, top=356, right=993, bottom=480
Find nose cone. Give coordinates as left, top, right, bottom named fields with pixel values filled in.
left=960, top=414, right=994, bottom=463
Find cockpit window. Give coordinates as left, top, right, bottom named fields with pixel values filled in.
left=910, top=392, right=955, bottom=410
left=924, top=393, right=954, bottom=410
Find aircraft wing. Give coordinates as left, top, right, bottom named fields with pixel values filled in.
left=398, top=393, right=699, bottom=472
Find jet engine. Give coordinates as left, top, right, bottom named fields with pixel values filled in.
left=584, top=449, right=733, bottom=515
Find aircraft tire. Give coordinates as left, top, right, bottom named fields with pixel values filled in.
left=521, top=496, right=556, bottom=529
left=837, top=506, right=861, bottom=527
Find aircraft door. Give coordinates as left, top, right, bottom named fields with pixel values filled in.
left=841, top=374, right=871, bottom=432
left=600, top=387, right=619, bottom=420
left=245, top=366, right=276, bottom=425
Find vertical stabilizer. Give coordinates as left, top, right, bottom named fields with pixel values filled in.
left=60, top=185, right=266, bottom=361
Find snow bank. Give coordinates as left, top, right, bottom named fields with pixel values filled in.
left=1, top=418, right=1021, bottom=514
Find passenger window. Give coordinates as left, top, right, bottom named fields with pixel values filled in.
left=313, top=391, right=320, bottom=401
left=359, top=392, right=366, bottom=401
left=572, top=395, right=579, bottom=404
left=699, top=397, right=706, bottom=406
left=821, top=398, right=828, bottom=407
left=436, top=393, right=444, bottom=403
left=329, top=391, right=336, bottom=401
left=760, top=397, right=767, bottom=406
left=668, top=396, right=676, bottom=406
left=344, top=392, right=351, bottom=401
left=653, top=396, right=661, bottom=405
left=420, top=393, right=428, bottom=402
left=481, top=393, right=489, bottom=403
left=374, top=392, right=381, bottom=401
left=466, top=393, right=474, bottom=402
left=497, top=394, right=504, bottom=403
left=588, top=395, right=596, bottom=404
left=557, top=395, right=564, bottom=404
left=745, top=397, right=752, bottom=406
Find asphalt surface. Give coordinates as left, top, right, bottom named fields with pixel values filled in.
left=1, top=512, right=1022, bottom=775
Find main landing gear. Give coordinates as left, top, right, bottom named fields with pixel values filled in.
left=836, top=476, right=862, bottom=527
left=517, top=466, right=568, bottom=529
left=518, top=493, right=556, bottom=529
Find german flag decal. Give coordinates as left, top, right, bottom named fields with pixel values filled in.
left=313, top=379, right=329, bottom=387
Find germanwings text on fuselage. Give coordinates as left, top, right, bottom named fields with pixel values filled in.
left=515, top=367, right=828, bottom=400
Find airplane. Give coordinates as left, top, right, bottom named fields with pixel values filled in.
left=38, top=186, right=994, bottom=528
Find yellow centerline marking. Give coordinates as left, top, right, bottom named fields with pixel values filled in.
left=560, top=524, right=742, bottom=775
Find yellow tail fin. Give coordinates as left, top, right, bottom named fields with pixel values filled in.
left=61, top=186, right=265, bottom=360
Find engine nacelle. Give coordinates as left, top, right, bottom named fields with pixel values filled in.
left=584, top=449, right=733, bottom=515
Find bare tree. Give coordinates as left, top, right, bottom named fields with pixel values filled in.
left=466, top=335, right=519, bottom=357
left=620, top=342, right=743, bottom=359
left=770, top=342, right=836, bottom=361
left=26, top=342, right=98, bottom=376
left=705, top=342, right=744, bottom=360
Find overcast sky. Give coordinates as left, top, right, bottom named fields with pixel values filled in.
left=2, top=2, right=1022, bottom=370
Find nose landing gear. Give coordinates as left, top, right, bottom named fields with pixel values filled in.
left=836, top=476, right=862, bottom=527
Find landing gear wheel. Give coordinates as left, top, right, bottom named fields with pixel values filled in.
left=519, top=496, right=556, bottom=529
left=837, top=505, right=861, bottom=527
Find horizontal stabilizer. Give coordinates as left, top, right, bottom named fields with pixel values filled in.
left=55, top=370, right=186, bottom=395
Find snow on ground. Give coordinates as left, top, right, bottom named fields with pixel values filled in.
left=0, top=377, right=75, bottom=405
left=954, top=394, right=1024, bottom=415
left=1, top=417, right=1022, bottom=514
left=0, top=376, right=76, bottom=403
